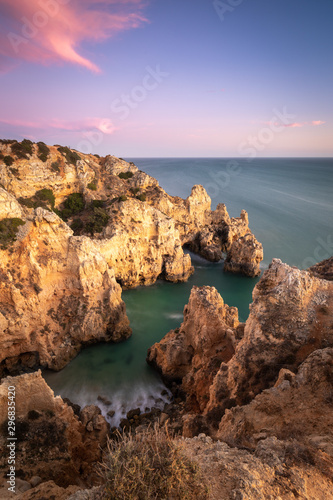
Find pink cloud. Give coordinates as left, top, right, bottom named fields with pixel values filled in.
left=0, top=117, right=117, bottom=135
left=267, top=120, right=326, bottom=129
left=0, top=0, right=148, bottom=72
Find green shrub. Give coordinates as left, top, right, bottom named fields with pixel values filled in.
left=11, top=139, right=33, bottom=159
left=51, top=160, right=61, bottom=173
left=35, top=188, right=55, bottom=209
left=100, top=425, right=208, bottom=500
left=90, top=200, right=104, bottom=208
left=86, top=207, right=109, bottom=235
left=38, top=153, right=48, bottom=163
left=0, top=153, right=4, bottom=161
left=130, top=187, right=140, bottom=195
left=118, top=195, right=127, bottom=202
left=19, top=189, right=55, bottom=211
left=94, top=154, right=100, bottom=158
left=4, top=155, right=14, bottom=166
left=37, top=141, right=50, bottom=156
left=64, top=192, right=84, bottom=215
left=118, top=171, right=134, bottom=180
left=18, top=197, right=35, bottom=208
left=71, top=218, right=84, bottom=233
left=57, top=146, right=80, bottom=166
left=87, top=182, right=97, bottom=191
left=0, top=218, right=25, bottom=249
left=0, top=139, right=17, bottom=145
left=136, top=192, right=146, bottom=202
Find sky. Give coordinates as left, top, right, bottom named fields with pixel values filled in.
left=0, top=0, right=332, bottom=157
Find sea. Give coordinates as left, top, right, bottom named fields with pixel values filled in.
left=43, top=158, right=333, bottom=426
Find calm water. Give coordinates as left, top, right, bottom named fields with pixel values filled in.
left=44, top=158, right=333, bottom=425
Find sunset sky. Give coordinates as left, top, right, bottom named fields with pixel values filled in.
left=0, top=0, right=332, bottom=157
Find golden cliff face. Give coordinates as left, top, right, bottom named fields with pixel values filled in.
left=147, top=257, right=333, bottom=429
left=0, top=207, right=131, bottom=376
left=0, top=139, right=263, bottom=374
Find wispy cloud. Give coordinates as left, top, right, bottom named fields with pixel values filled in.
left=263, top=120, right=326, bottom=128
left=0, top=0, right=148, bottom=73
left=0, top=117, right=117, bottom=135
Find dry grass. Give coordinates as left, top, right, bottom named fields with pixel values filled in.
left=99, top=424, right=209, bottom=500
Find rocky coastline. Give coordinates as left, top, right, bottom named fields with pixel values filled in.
left=0, top=140, right=332, bottom=498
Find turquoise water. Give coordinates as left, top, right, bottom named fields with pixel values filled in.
left=44, top=158, right=333, bottom=425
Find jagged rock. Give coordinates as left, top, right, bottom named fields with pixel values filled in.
left=0, top=208, right=131, bottom=375
left=147, top=286, right=242, bottom=413
left=224, top=232, right=263, bottom=277
left=0, top=371, right=107, bottom=489
left=148, top=258, right=333, bottom=434
left=0, top=187, right=23, bottom=220
left=99, top=199, right=193, bottom=288
left=0, top=141, right=263, bottom=374
left=308, top=256, right=333, bottom=281
left=182, top=434, right=333, bottom=500
left=217, top=348, right=333, bottom=476
left=206, top=259, right=333, bottom=420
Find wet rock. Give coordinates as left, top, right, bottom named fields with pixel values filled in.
left=126, top=408, right=141, bottom=419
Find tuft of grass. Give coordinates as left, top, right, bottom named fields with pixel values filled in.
left=136, top=192, right=146, bottom=202
left=118, top=171, right=134, bottom=180
left=99, top=424, right=208, bottom=500
left=57, top=146, right=80, bottom=166
left=0, top=218, right=25, bottom=249
left=87, top=181, right=97, bottom=191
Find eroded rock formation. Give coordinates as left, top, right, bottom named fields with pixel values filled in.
left=147, top=285, right=243, bottom=413
left=0, top=207, right=131, bottom=376
left=0, top=140, right=262, bottom=373
left=148, top=258, right=333, bottom=430
left=0, top=371, right=108, bottom=492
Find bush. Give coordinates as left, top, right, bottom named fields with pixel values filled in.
left=63, top=192, right=85, bottom=215
left=70, top=218, right=84, bottom=233
left=4, top=155, right=14, bottom=166
left=11, top=139, right=33, bottom=159
left=38, top=153, right=48, bottom=163
left=0, top=218, right=25, bottom=249
left=118, top=171, right=134, bottom=180
left=87, top=182, right=97, bottom=191
left=37, top=141, right=50, bottom=156
left=100, top=425, right=208, bottom=500
left=90, top=200, right=104, bottom=208
left=136, top=192, right=146, bottom=202
left=130, top=187, right=140, bottom=195
left=86, top=207, right=109, bottom=235
left=35, top=188, right=55, bottom=209
left=57, top=146, right=80, bottom=166
left=118, top=195, right=127, bottom=202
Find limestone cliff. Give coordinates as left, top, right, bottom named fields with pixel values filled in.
left=0, top=371, right=108, bottom=493
left=147, top=286, right=243, bottom=413
left=148, top=258, right=333, bottom=429
left=0, top=207, right=131, bottom=376
left=0, top=140, right=263, bottom=286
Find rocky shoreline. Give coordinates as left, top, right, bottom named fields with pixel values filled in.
left=0, top=140, right=262, bottom=376
left=0, top=140, right=332, bottom=498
